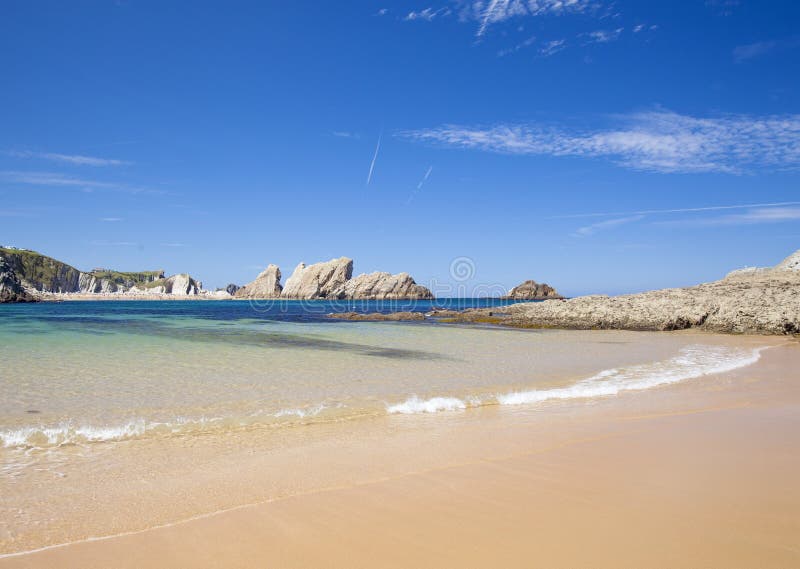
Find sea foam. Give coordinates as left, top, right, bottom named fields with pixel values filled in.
left=496, top=344, right=766, bottom=406
left=387, top=396, right=468, bottom=414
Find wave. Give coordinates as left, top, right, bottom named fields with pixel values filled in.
left=385, top=345, right=767, bottom=415
left=387, top=396, right=470, bottom=414
left=497, top=344, right=765, bottom=405
left=1, top=345, right=768, bottom=446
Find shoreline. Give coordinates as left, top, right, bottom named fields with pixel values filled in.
left=1, top=339, right=798, bottom=567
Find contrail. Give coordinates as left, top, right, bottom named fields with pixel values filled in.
left=407, top=165, right=433, bottom=205
left=551, top=201, right=800, bottom=219
left=417, top=165, right=433, bottom=190
left=366, top=131, right=382, bottom=186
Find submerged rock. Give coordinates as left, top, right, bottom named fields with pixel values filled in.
left=503, top=280, right=561, bottom=300
left=234, top=265, right=282, bottom=299
left=326, top=311, right=425, bottom=321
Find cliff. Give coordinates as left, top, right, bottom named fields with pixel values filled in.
left=502, top=280, right=561, bottom=300
left=0, top=247, right=203, bottom=299
left=0, top=256, right=36, bottom=302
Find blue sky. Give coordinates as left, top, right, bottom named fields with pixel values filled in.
left=1, top=1, right=799, bottom=296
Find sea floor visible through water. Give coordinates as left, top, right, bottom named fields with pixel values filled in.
left=0, top=300, right=788, bottom=556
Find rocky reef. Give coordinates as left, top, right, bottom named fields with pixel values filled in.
left=238, top=257, right=434, bottom=300
left=502, top=279, right=561, bottom=300
left=234, top=265, right=282, bottom=299
left=434, top=250, right=800, bottom=336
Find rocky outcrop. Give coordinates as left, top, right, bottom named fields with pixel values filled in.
left=0, top=257, right=37, bottom=302
left=503, top=280, right=561, bottom=300
left=224, top=284, right=240, bottom=296
left=430, top=250, right=800, bottom=336
left=281, top=257, right=353, bottom=299
left=776, top=250, right=800, bottom=271
left=136, top=274, right=201, bottom=295
left=234, top=265, right=282, bottom=299
left=330, top=271, right=434, bottom=300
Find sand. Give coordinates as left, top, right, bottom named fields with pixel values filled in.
left=1, top=342, right=798, bottom=568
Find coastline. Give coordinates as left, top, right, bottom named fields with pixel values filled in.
left=1, top=337, right=797, bottom=568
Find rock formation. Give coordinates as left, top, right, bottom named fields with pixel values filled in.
left=0, top=247, right=204, bottom=298
left=224, top=283, right=240, bottom=296
left=431, top=249, right=800, bottom=336
left=281, top=257, right=354, bottom=299
left=234, top=265, right=282, bottom=299
left=775, top=250, right=800, bottom=271
left=0, top=257, right=36, bottom=302
left=329, top=271, right=433, bottom=300
left=503, top=280, right=561, bottom=300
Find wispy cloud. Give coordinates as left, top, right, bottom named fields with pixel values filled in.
left=406, top=165, right=433, bottom=205
left=7, top=150, right=131, bottom=166
left=160, top=242, right=187, bottom=247
left=404, top=7, right=451, bottom=21
left=553, top=201, right=800, bottom=219
left=99, top=217, right=123, bottom=222
left=331, top=131, right=361, bottom=139
left=663, top=207, right=800, bottom=227
left=366, top=132, right=382, bottom=186
left=584, top=27, right=623, bottom=44
left=497, top=35, right=536, bottom=57
left=574, top=215, right=643, bottom=236
left=733, top=37, right=800, bottom=62
left=0, top=171, right=157, bottom=194
left=400, top=110, right=800, bottom=174
left=539, top=39, right=566, bottom=57
left=474, top=0, right=594, bottom=37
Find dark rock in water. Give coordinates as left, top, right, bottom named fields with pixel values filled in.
left=0, top=256, right=37, bottom=302
left=502, top=280, right=562, bottom=300
left=225, top=283, right=240, bottom=296
left=326, top=311, right=425, bottom=321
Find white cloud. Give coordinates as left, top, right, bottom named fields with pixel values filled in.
left=474, top=0, right=594, bottom=37
left=400, top=110, right=800, bottom=174
left=667, top=207, right=800, bottom=226
left=553, top=201, right=800, bottom=219
left=539, top=38, right=566, bottom=57
left=584, top=27, right=623, bottom=44
left=8, top=150, right=131, bottom=166
left=0, top=171, right=157, bottom=193
left=497, top=35, right=536, bottom=57
left=733, top=40, right=778, bottom=62
left=100, top=217, right=123, bottom=222
left=574, top=215, right=643, bottom=236
left=331, top=131, right=360, bottom=139
left=404, top=7, right=451, bottom=21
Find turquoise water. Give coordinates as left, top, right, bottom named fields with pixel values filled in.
left=0, top=299, right=769, bottom=450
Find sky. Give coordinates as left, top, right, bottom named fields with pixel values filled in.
left=1, top=0, right=799, bottom=296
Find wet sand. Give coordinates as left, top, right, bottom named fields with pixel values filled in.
left=2, top=341, right=798, bottom=568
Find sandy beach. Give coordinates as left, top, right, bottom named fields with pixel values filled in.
left=2, top=336, right=797, bottom=569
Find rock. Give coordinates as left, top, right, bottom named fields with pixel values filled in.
left=281, top=257, right=353, bottom=299
left=234, top=265, right=282, bottom=299
left=225, top=283, right=240, bottom=296
left=330, top=271, right=434, bottom=300
left=0, top=256, right=37, bottom=302
left=326, top=311, right=425, bottom=321
left=775, top=249, right=800, bottom=271
left=503, top=280, right=561, bottom=300
left=164, top=274, right=199, bottom=295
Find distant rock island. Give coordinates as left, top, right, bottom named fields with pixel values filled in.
left=502, top=280, right=561, bottom=300
left=235, top=257, right=434, bottom=300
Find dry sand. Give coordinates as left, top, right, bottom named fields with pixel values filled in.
left=1, top=342, right=798, bottom=569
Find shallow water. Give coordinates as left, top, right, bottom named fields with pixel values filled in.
left=0, top=300, right=782, bottom=555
